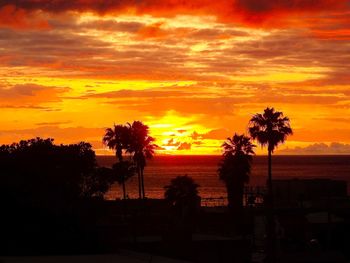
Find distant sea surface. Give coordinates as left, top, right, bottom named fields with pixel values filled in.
left=97, top=155, right=350, bottom=200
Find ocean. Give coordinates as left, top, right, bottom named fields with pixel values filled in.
left=97, top=155, right=350, bottom=200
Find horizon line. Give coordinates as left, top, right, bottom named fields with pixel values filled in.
left=96, top=153, right=350, bottom=157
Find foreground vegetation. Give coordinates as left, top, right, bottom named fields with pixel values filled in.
left=0, top=108, right=296, bottom=261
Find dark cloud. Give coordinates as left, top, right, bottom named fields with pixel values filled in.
left=0, top=4, right=49, bottom=30
left=280, top=142, right=350, bottom=154
left=1, top=0, right=348, bottom=28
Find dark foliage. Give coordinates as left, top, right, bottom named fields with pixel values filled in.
left=164, top=175, right=200, bottom=242
left=218, top=134, right=255, bottom=212
left=248, top=107, right=293, bottom=263
left=0, top=137, right=112, bottom=203
left=249, top=107, right=293, bottom=153
left=164, top=175, right=200, bottom=208
left=103, top=121, right=156, bottom=199
left=0, top=137, right=114, bottom=255
left=128, top=121, right=157, bottom=199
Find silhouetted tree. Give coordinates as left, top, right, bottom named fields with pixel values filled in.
left=248, top=108, right=293, bottom=201
left=164, top=175, right=200, bottom=208
left=0, top=138, right=109, bottom=204
left=128, top=121, right=156, bottom=199
left=164, top=175, right=200, bottom=242
left=218, top=134, right=255, bottom=212
left=112, top=160, right=136, bottom=199
left=0, top=138, right=115, bottom=254
left=103, top=124, right=130, bottom=162
left=80, top=167, right=115, bottom=199
left=103, top=124, right=133, bottom=199
left=248, top=107, right=292, bottom=263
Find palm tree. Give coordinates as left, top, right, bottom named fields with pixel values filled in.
left=164, top=175, right=200, bottom=208
left=103, top=124, right=131, bottom=199
left=248, top=107, right=292, bottom=201
left=112, top=161, right=136, bottom=199
left=218, top=134, right=255, bottom=212
left=128, top=121, right=156, bottom=199
left=103, top=124, right=129, bottom=162
left=248, top=107, right=292, bottom=263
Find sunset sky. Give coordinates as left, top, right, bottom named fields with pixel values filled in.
left=0, top=0, right=350, bottom=155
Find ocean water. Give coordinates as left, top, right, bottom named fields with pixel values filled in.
left=97, top=155, right=350, bottom=200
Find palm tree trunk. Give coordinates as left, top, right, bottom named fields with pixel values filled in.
left=227, top=185, right=244, bottom=212
left=141, top=168, right=145, bottom=199
left=266, top=148, right=276, bottom=263
left=268, top=149, right=272, bottom=199
left=122, top=174, right=126, bottom=199
left=137, top=167, right=142, bottom=199
left=226, top=185, right=235, bottom=211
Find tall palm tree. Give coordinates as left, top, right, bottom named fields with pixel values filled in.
left=248, top=107, right=292, bottom=201
left=218, top=134, right=255, bottom=212
left=128, top=121, right=156, bottom=199
left=103, top=124, right=131, bottom=199
left=248, top=107, right=292, bottom=263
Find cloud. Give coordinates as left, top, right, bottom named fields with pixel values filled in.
left=1, top=0, right=348, bottom=28
left=154, top=145, right=166, bottom=150
left=79, top=20, right=143, bottom=33
left=0, top=125, right=104, bottom=144
left=177, top=142, right=191, bottom=150
left=162, top=139, right=192, bottom=151
left=1, top=15, right=349, bottom=84
left=0, top=1, right=349, bottom=155
left=190, top=131, right=201, bottom=140
left=85, top=88, right=191, bottom=99
left=291, top=128, right=350, bottom=142
left=176, top=129, right=187, bottom=134
left=163, top=138, right=180, bottom=147
left=107, top=96, right=241, bottom=116
left=191, top=128, right=230, bottom=140
left=0, top=4, right=50, bottom=30
left=35, top=121, right=71, bottom=126
left=136, top=22, right=168, bottom=39
left=202, top=128, right=231, bottom=140
left=0, top=83, right=70, bottom=108
left=312, top=117, right=350, bottom=124
left=280, top=142, right=350, bottom=155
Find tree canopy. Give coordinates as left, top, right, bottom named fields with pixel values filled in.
left=0, top=137, right=114, bottom=209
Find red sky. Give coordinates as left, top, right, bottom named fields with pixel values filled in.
left=0, top=0, right=350, bottom=154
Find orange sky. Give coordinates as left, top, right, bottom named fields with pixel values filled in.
left=0, top=0, right=350, bottom=155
